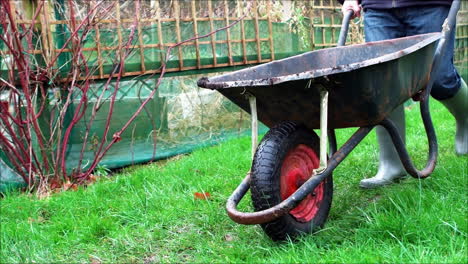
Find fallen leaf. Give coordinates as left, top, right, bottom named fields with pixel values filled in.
left=194, top=192, right=211, bottom=200
left=89, top=255, right=101, bottom=264
left=63, top=181, right=78, bottom=191
left=27, top=216, right=45, bottom=224
left=144, top=255, right=157, bottom=264
left=224, top=234, right=234, bottom=242
left=49, top=179, right=62, bottom=190
left=88, top=174, right=97, bottom=184
left=36, top=187, right=51, bottom=199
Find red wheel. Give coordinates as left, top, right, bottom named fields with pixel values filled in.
left=280, top=144, right=324, bottom=223
left=251, top=122, right=333, bottom=241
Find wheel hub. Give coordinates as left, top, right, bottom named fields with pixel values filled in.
left=280, top=144, right=324, bottom=222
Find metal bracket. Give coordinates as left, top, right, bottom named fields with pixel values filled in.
left=316, top=86, right=329, bottom=173
left=246, top=93, right=258, bottom=160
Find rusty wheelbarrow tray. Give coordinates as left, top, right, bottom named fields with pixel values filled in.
left=197, top=32, right=440, bottom=129
left=197, top=2, right=461, bottom=241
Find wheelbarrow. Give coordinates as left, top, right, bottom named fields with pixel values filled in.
left=197, top=2, right=461, bottom=241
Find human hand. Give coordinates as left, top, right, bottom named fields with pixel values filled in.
left=341, top=0, right=361, bottom=19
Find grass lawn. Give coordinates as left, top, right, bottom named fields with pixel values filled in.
left=1, top=101, right=466, bottom=263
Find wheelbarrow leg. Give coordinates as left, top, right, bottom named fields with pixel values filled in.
left=360, top=105, right=407, bottom=188
left=248, top=94, right=258, bottom=159
left=318, top=87, right=329, bottom=171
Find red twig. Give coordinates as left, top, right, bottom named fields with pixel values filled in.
left=57, top=1, right=118, bottom=178
left=82, top=1, right=141, bottom=178
left=3, top=2, right=52, bottom=173
left=0, top=110, right=32, bottom=166
left=45, top=1, right=110, bottom=69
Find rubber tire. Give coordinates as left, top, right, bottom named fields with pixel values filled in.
left=250, top=121, right=333, bottom=241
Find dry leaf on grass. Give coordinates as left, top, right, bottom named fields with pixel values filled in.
left=63, top=181, right=78, bottom=191
left=194, top=192, right=211, bottom=200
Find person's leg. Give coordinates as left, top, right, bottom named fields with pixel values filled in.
left=405, top=6, right=467, bottom=155
left=360, top=9, right=407, bottom=188
left=440, top=79, right=468, bottom=155
left=360, top=105, right=407, bottom=188
left=364, top=9, right=405, bottom=42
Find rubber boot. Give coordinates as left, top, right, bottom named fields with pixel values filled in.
left=439, top=78, right=468, bottom=155
left=360, top=105, right=407, bottom=188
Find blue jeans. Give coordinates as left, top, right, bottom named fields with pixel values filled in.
left=364, top=6, right=461, bottom=100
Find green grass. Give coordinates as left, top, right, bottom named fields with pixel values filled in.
left=1, top=101, right=466, bottom=263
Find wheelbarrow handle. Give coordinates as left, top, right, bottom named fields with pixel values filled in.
left=337, top=10, right=354, bottom=47
left=388, top=0, right=461, bottom=180
left=445, top=0, right=461, bottom=28
left=427, top=0, right=461, bottom=97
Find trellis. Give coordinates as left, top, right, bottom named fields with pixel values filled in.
left=455, top=1, right=468, bottom=71
left=1, top=0, right=466, bottom=81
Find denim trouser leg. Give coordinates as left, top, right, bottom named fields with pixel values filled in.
left=364, top=9, right=405, bottom=42
left=364, top=6, right=461, bottom=100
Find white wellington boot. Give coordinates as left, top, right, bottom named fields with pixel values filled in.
left=439, top=78, right=468, bottom=155
left=360, top=105, right=407, bottom=188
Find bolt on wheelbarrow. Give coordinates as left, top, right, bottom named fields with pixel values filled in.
left=197, top=2, right=461, bottom=241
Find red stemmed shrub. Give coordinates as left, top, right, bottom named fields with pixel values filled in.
left=0, top=0, right=247, bottom=195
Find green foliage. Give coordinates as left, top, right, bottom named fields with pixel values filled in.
left=0, top=101, right=466, bottom=263
left=287, top=8, right=311, bottom=51
left=93, top=165, right=111, bottom=177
